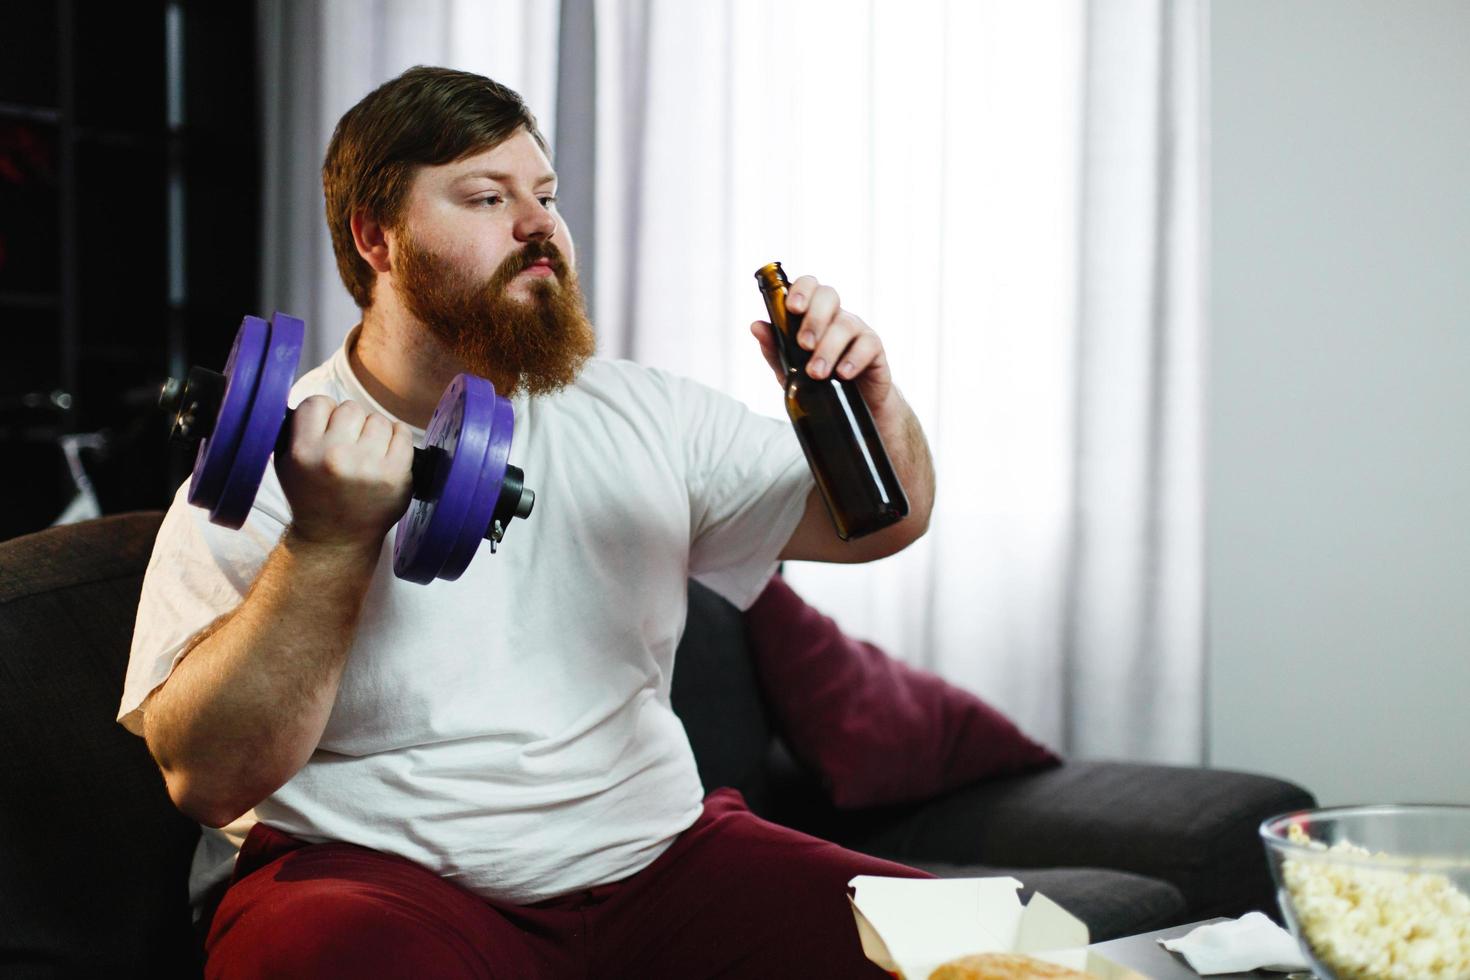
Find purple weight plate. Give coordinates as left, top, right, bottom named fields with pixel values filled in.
left=211, top=313, right=305, bottom=529
left=392, top=375, right=495, bottom=584
left=438, top=376, right=515, bottom=580
left=188, top=316, right=268, bottom=512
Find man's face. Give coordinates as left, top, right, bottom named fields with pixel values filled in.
left=388, top=128, right=595, bottom=396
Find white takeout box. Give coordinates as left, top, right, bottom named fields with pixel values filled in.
left=849, top=875, right=1149, bottom=979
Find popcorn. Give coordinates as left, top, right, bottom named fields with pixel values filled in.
left=1282, top=822, right=1470, bottom=980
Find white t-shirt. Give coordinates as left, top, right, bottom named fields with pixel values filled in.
left=119, top=330, right=813, bottom=907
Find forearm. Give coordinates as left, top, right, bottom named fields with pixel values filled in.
left=872, top=385, right=935, bottom=544
left=144, top=529, right=380, bottom=826
left=759, top=276, right=937, bottom=564
left=826, top=388, right=933, bottom=560
left=781, top=386, right=935, bottom=563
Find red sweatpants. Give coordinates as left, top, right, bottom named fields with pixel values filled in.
left=204, top=787, right=930, bottom=979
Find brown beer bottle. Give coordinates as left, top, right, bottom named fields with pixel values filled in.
left=755, top=261, right=909, bottom=539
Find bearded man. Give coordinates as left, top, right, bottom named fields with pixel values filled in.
left=121, top=66, right=935, bottom=979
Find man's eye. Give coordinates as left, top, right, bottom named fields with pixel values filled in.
left=477, top=195, right=503, bottom=207
left=539, top=195, right=557, bottom=208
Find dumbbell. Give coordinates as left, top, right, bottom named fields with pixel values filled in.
left=157, top=312, right=535, bottom=584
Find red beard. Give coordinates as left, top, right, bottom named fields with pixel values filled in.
left=395, top=233, right=597, bottom=397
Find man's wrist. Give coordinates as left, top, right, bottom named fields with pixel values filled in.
left=282, top=525, right=384, bottom=569
left=865, top=382, right=907, bottom=431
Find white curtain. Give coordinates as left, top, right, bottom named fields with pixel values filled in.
left=591, top=0, right=1206, bottom=763
left=260, top=0, right=1205, bottom=763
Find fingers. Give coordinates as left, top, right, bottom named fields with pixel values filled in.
left=322, top=400, right=370, bottom=446
left=833, top=326, right=884, bottom=381
left=275, top=397, right=414, bottom=547
left=290, top=394, right=337, bottom=441
left=286, top=397, right=406, bottom=466
left=790, top=282, right=840, bottom=352
left=758, top=273, right=891, bottom=386
left=784, top=278, right=875, bottom=380
left=784, top=276, right=824, bottom=316
left=386, top=420, right=417, bottom=466
left=806, top=309, right=863, bottom=380
left=801, top=287, right=841, bottom=345
left=355, top=412, right=397, bottom=461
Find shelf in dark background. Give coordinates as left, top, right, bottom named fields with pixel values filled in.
left=179, top=2, right=264, bottom=376
left=0, top=307, right=62, bottom=396
left=0, top=0, right=260, bottom=539
left=0, top=5, right=60, bottom=108
left=0, top=292, right=62, bottom=310
left=72, top=2, right=168, bottom=133
left=76, top=138, right=170, bottom=401
left=0, top=120, right=60, bottom=294
left=0, top=102, right=62, bottom=124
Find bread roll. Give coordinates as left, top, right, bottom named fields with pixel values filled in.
left=927, top=951, right=1093, bottom=980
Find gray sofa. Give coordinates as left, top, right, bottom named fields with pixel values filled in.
left=0, top=513, right=1314, bottom=977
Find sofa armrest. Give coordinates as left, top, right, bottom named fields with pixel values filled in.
left=832, top=760, right=1315, bottom=920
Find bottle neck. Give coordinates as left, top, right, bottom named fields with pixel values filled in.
left=761, top=285, right=810, bottom=376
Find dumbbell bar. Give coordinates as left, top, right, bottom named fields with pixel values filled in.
left=158, top=313, right=534, bottom=584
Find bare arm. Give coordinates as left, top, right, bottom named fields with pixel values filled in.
left=749, top=275, right=936, bottom=563
left=144, top=532, right=379, bottom=826
left=779, top=387, right=934, bottom=563
left=142, top=396, right=414, bottom=827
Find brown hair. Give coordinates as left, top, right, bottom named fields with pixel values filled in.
left=322, top=66, right=548, bottom=309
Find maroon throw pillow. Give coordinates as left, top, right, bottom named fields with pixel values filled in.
left=744, top=576, right=1061, bottom=809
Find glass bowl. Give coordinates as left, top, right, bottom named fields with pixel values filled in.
left=1260, top=804, right=1470, bottom=980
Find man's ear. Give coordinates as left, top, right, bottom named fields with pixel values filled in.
left=351, top=211, right=393, bottom=275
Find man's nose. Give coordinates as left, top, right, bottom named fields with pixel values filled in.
left=514, top=200, right=557, bottom=242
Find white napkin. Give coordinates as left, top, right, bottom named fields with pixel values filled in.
left=1157, top=912, right=1310, bottom=975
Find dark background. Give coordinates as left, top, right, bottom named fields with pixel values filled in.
left=0, top=0, right=260, bottom=540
